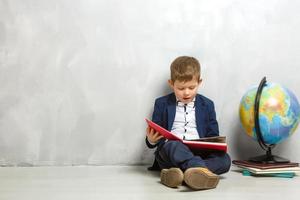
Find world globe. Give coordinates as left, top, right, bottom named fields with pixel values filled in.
left=239, top=80, right=300, bottom=145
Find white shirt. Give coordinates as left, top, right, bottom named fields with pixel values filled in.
left=171, top=98, right=199, bottom=140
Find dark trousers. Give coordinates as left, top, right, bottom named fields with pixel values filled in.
left=155, top=140, right=231, bottom=175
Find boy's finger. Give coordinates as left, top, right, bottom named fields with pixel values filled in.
left=157, top=135, right=164, bottom=140
left=148, top=127, right=154, bottom=134
left=154, top=131, right=162, bottom=138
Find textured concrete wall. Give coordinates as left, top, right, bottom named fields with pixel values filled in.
left=1, top=0, right=300, bottom=166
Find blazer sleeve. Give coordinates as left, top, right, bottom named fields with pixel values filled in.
left=205, top=101, right=220, bottom=137
left=145, top=99, right=166, bottom=149
left=152, top=99, right=164, bottom=125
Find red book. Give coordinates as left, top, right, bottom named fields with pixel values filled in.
left=145, top=119, right=227, bottom=152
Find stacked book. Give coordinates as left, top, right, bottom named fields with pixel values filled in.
left=232, top=160, right=300, bottom=178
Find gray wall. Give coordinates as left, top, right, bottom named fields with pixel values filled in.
left=1, top=0, right=300, bottom=166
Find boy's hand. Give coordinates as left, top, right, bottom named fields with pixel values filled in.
left=146, top=126, right=164, bottom=144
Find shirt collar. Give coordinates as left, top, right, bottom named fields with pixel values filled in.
left=176, top=97, right=196, bottom=108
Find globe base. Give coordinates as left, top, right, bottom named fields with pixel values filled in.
left=249, top=154, right=290, bottom=164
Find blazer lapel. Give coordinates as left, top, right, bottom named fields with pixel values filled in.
left=167, top=94, right=176, bottom=131
left=195, top=95, right=205, bottom=138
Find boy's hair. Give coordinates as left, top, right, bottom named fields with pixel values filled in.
left=170, top=56, right=201, bottom=83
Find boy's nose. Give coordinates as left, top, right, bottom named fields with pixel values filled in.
left=184, top=89, right=190, bottom=95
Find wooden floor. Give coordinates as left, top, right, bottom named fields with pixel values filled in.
left=0, top=165, right=299, bottom=200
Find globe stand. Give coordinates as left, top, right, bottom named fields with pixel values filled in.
left=249, top=77, right=290, bottom=164
left=249, top=146, right=290, bottom=163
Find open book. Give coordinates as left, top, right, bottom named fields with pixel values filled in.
left=146, top=119, right=227, bottom=152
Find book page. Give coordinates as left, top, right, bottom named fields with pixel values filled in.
left=186, top=136, right=226, bottom=143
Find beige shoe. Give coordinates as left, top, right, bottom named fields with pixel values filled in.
left=184, top=167, right=219, bottom=190
left=160, top=168, right=184, bottom=188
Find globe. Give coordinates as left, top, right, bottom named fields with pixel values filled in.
left=239, top=81, right=300, bottom=145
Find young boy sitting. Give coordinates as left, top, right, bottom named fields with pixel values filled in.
left=146, top=56, right=231, bottom=190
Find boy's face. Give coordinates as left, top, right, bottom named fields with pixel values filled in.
left=168, top=78, right=202, bottom=104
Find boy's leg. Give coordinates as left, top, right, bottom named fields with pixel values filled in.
left=155, top=141, right=224, bottom=190
left=156, top=140, right=206, bottom=170
left=181, top=151, right=230, bottom=190
left=155, top=141, right=207, bottom=188
left=202, top=152, right=231, bottom=175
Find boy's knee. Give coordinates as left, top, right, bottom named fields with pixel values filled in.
left=163, top=140, right=185, bottom=150
left=161, top=141, right=191, bottom=158
left=221, top=153, right=231, bottom=173
left=167, top=140, right=182, bottom=146
left=210, top=153, right=231, bottom=175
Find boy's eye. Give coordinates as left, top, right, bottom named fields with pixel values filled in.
left=189, top=87, right=195, bottom=90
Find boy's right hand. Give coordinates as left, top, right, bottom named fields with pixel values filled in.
left=146, top=126, right=164, bottom=144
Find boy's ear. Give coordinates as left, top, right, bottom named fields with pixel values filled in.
left=198, top=78, right=203, bottom=85
left=168, top=79, right=174, bottom=88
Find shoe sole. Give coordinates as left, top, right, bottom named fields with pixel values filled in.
left=160, top=168, right=184, bottom=188
left=184, top=168, right=219, bottom=190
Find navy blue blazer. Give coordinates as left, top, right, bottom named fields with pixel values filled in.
left=146, top=93, right=219, bottom=149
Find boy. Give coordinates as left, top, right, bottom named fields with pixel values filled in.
left=146, top=56, right=231, bottom=190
